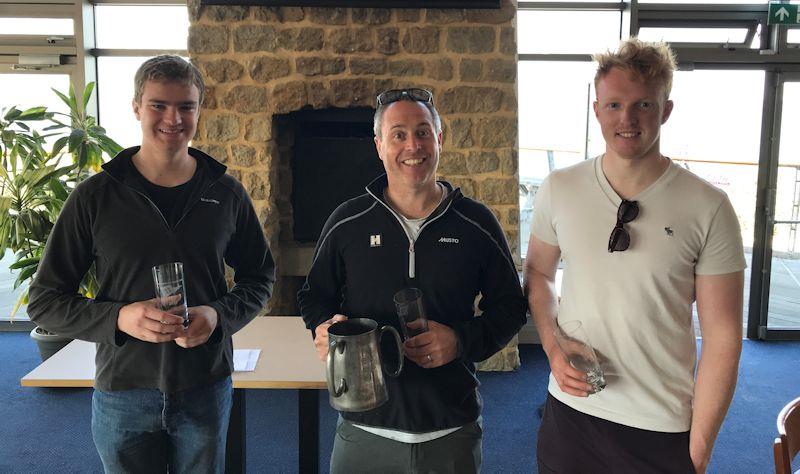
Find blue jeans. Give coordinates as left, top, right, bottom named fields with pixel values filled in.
left=91, top=376, right=232, bottom=474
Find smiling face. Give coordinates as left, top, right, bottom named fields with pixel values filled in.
left=593, top=67, right=673, bottom=163
left=374, top=100, right=442, bottom=193
left=133, top=80, right=199, bottom=155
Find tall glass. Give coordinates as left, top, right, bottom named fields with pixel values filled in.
left=553, top=320, right=606, bottom=394
left=393, top=288, right=429, bottom=339
left=152, top=262, right=189, bottom=328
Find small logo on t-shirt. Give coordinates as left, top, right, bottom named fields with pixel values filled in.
left=438, top=237, right=459, bottom=244
left=664, top=227, right=674, bottom=236
left=200, top=197, right=220, bottom=204
left=370, top=234, right=382, bottom=247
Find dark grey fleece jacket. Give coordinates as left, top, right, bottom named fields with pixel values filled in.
left=28, top=147, right=275, bottom=392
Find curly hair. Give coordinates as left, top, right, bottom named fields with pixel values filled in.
left=593, top=38, right=677, bottom=99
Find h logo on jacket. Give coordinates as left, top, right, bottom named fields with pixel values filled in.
left=370, top=234, right=382, bottom=247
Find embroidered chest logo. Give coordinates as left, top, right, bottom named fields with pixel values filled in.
left=200, top=197, right=220, bottom=204
left=438, top=237, right=460, bottom=244
left=370, top=234, right=382, bottom=247
left=664, top=227, right=674, bottom=236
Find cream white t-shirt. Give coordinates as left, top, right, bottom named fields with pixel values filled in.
left=531, top=156, right=746, bottom=432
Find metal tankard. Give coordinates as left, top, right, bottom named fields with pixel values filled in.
left=326, top=318, right=403, bottom=412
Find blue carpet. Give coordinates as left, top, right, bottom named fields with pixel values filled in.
left=1, top=332, right=797, bottom=473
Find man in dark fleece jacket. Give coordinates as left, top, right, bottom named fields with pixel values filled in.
left=27, top=56, right=275, bottom=474
left=298, top=88, right=527, bottom=473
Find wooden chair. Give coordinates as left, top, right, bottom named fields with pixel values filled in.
left=775, top=396, right=800, bottom=474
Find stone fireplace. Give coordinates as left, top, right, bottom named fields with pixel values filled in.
left=185, top=0, right=520, bottom=332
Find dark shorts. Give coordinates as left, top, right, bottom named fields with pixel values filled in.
left=537, top=394, right=694, bottom=474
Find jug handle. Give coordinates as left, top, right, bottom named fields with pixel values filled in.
left=326, top=340, right=347, bottom=397
left=379, top=325, right=404, bottom=377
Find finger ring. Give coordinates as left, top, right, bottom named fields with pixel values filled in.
left=427, top=354, right=433, bottom=363
left=160, top=320, right=166, bottom=324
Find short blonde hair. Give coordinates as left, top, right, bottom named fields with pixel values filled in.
left=593, top=38, right=677, bottom=99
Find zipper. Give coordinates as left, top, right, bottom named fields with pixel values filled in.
left=110, top=172, right=220, bottom=231
left=130, top=188, right=171, bottom=230
left=408, top=239, right=415, bottom=279
left=367, top=187, right=455, bottom=279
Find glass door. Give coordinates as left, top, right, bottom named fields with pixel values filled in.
left=766, top=75, right=800, bottom=338
left=757, top=74, right=800, bottom=338
left=667, top=69, right=764, bottom=336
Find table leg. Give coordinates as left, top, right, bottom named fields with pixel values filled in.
left=226, top=388, right=246, bottom=474
left=298, top=389, right=320, bottom=474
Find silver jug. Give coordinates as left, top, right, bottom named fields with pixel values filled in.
left=326, top=318, right=403, bottom=412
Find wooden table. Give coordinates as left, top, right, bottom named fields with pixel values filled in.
left=21, top=316, right=327, bottom=474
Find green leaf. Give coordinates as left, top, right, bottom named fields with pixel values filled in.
left=50, top=136, right=69, bottom=159
left=88, top=125, right=107, bottom=135
left=47, top=118, right=68, bottom=128
left=82, top=82, right=95, bottom=110
left=16, top=106, right=49, bottom=121
left=30, top=168, right=68, bottom=191
left=67, top=128, right=85, bottom=153
left=97, top=134, right=123, bottom=156
left=13, top=265, right=36, bottom=289
left=0, top=196, right=11, bottom=216
left=0, top=224, right=9, bottom=257
left=87, top=142, right=103, bottom=170
left=3, top=107, right=20, bottom=121
left=48, top=177, right=68, bottom=201
left=51, top=88, right=73, bottom=110
left=9, top=256, right=38, bottom=270
left=1, top=129, right=15, bottom=144
left=9, top=292, right=26, bottom=320
left=68, top=83, right=78, bottom=109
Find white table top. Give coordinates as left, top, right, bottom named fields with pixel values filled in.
left=21, top=316, right=326, bottom=390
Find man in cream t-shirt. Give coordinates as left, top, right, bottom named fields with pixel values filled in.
left=525, top=39, right=745, bottom=473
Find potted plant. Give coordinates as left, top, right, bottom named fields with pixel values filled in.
left=0, top=83, right=122, bottom=360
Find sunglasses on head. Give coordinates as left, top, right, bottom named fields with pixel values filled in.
left=376, top=88, right=433, bottom=107
left=608, top=199, right=639, bottom=253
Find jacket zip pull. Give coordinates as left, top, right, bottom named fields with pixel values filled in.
left=408, top=239, right=416, bottom=279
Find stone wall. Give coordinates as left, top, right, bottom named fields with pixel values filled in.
left=186, top=0, right=519, bottom=315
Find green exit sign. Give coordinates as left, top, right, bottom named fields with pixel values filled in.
left=768, top=2, right=800, bottom=25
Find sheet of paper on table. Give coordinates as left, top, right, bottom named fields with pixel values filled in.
left=233, top=349, right=261, bottom=372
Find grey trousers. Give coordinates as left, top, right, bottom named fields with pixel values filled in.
left=330, top=419, right=482, bottom=474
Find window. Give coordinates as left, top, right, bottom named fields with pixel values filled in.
left=517, top=10, right=621, bottom=55
left=667, top=69, right=763, bottom=260
left=94, top=4, right=190, bottom=148
left=638, top=0, right=767, bottom=3
left=0, top=18, right=73, bottom=36
left=517, top=61, right=604, bottom=253
left=98, top=56, right=152, bottom=148
left=516, top=6, right=622, bottom=253
left=95, top=5, right=189, bottom=50
left=0, top=2, right=189, bottom=319
left=637, top=27, right=751, bottom=44
left=0, top=74, right=70, bottom=114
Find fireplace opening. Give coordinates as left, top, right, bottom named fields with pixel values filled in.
left=277, top=107, right=385, bottom=243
